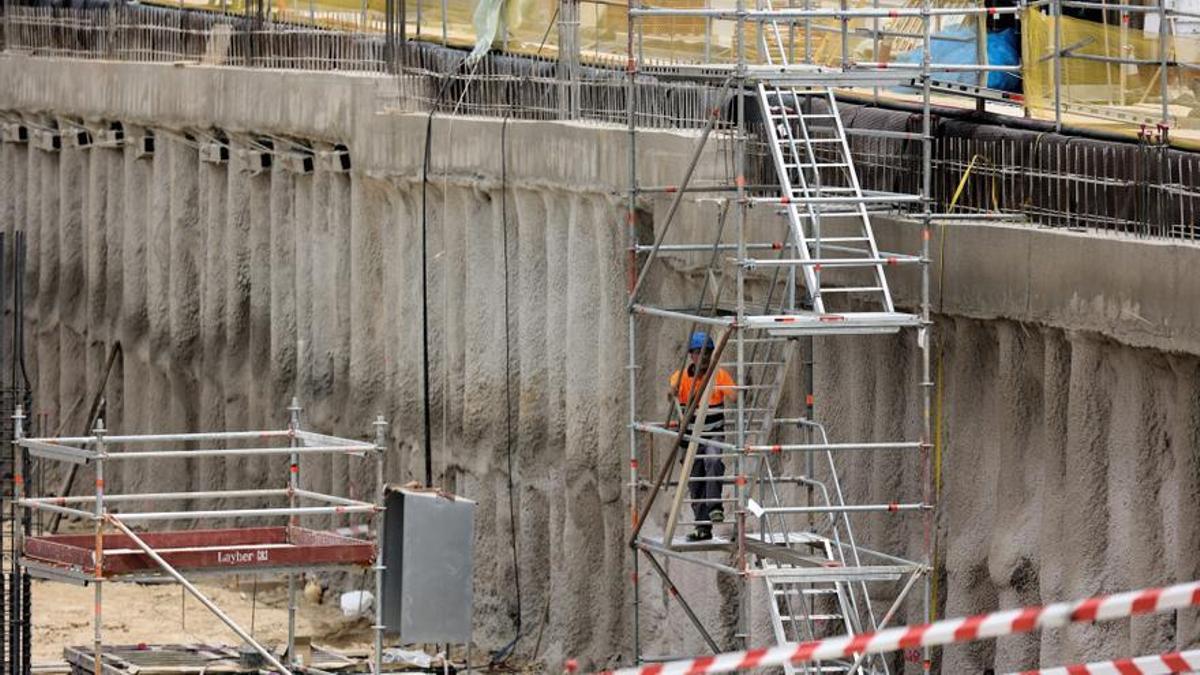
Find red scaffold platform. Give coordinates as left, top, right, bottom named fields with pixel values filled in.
left=23, top=526, right=375, bottom=580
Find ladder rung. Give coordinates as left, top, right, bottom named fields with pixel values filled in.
left=773, top=193, right=923, bottom=205
left=778, top=138, right=842, bottom=144
left=819, top=286, right=885, bottom=294
left=783, top=162, right=850, bottom=170
left=780, top=615, right=843, bottom=622
left=742, top=258, right=894, bottom=268
left=789, top=186, right=857, bottom=193
left=772, top=587, right=840, bottom=596
left=806, top=249, right=875, bottom=260
left=775, top=208, right=888, bottom=217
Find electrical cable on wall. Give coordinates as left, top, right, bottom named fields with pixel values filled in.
left=418, top=60, right=467, bottom=488
left=414, top=52, right=526, bottom=662
left=490, top=111, right=525, bottom=670
left=503, top=115, right=523, bottom=654
left=415, top=36, right=571, bottom=664
left=486, top=15, right=579, bottom=654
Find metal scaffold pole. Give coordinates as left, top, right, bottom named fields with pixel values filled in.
left=626, top=0, right=642, bottom=658
left=287, top=398, right=301, bottom=666
left=373, top=415, right=388, bottom=675
left=1054, top=0, right=1064, bottom=130
left=734, top=0, right=750, bottom=647
left=920, top=0, right=935, bottom=668
left=11, top=406, right=24, bottom=675
left=1158, top=0, right=1170, bottom=134
left=92, top=419, right=106, bottom=675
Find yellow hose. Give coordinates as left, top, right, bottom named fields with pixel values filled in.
left=930, top=151, right=993, bottom=621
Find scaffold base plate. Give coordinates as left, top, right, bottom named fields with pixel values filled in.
left=24, top=526, right=374, bottom=579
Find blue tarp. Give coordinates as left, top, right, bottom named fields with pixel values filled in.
left=896, top=26, right=1021, bottom=92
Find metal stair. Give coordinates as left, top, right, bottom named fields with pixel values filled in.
left=650, top=75, right=923, bottom=672
left=668, top=331, right=799, bottom=538
left=742, top=27, right=918, bottom=671
left=753, top=425, right=878, bottom=672
left=735, top=335, right=798, bottom=445
left=646, top=89, right=923, bottom=674
left=752, top=432, right=895, bottom=675
left=748, top=0, right=921, bottom=332
left=629, top=6, right=927, bottom=663
left=765, top=567, right=856, bottom=674
left=755, top=83, right=919, bottom=324
left=628, top=0, right=933, bottom=666
left=742, top=37, right=922, bottom=671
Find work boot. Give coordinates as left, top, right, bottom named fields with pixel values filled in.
left=709, top=509, right=725, bottom=523
left=686, top=526, right=713, bottom=542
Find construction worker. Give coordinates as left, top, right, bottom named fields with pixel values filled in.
left=669, top=331, right=737, bottom=542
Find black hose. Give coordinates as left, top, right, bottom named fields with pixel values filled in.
left=418, top=58, right=467, bottom=488
left=836, top=89, right=1154, bottom=147
left=489, top=112, right=526, bottom=670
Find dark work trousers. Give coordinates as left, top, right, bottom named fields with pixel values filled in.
left=687, top=408, right=726, bottom=527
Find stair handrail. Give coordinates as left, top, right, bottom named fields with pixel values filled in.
left=799, top=419, right=888, bottom=651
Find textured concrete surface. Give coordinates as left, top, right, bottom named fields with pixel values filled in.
left=1, top=55, right=1199, bottom=672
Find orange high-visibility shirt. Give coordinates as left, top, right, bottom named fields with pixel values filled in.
left=670, top=367, right=737, bottom=407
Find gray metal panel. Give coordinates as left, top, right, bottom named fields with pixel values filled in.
left=382, top=488, right=475, bottom=643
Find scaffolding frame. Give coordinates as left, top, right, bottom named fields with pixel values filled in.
left=620, top=0, right=969, bottom=670
left=12, top=399, right=389, bottom=675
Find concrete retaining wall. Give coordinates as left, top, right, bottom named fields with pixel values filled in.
left=1, top=54, right=1198, bottom=672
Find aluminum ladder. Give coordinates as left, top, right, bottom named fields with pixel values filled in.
left=754, top=450, right=893, bottom=675
left=749, top=0, right=920, bottom=327
left=670, top=336, right=799, bottom=537
left=757, top=83, right=905, bottom=317
left=765, top=556, right=857, bottom=675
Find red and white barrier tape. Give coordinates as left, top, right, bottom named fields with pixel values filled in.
left=596, top=580, right=1200, bottom=675
left=1011, top=648, right=1200, bottom=675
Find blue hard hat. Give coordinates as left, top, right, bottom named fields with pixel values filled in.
left=688, top=331, right=714, bottom=352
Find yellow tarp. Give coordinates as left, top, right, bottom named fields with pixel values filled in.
left=1023, top=8, right=1199, bottom=141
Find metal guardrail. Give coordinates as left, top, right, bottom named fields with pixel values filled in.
left=0, top=3, right=1197, bottom=237
left=0, top=3, right=725, bottom=127
left=928, top=134, right=1200, bottom=238
left=2, top=4, right=387, bottom=69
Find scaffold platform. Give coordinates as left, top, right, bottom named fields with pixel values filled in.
left=13, top=400, right=390, bottom=675
left=22, top=526, right=375, bottom=581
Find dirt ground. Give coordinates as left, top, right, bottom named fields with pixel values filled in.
left=32, top=575, right=375, bottom=665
